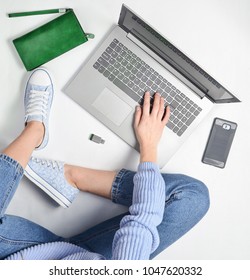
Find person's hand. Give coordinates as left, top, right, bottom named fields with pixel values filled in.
left=134, top=91, right=170, bottom=163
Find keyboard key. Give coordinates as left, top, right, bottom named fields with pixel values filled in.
left=133, top=85, right=140, bottom=92
left=150, top=74, right=157, bottom=81
left=123, top=77, right=129, bottom=84
left=177, top=125, right=188, bottom=136
left=124, top=70, right=130, bottom=77
left=108, top=74, right=115, bottom=81
left=110, top=42, right=117, bottom=49
left=111, top=52, right=118, bottom=58
left=120, top=50, right=126, bottom=57
left=161, top=91, right=167, bottom=98
left=121, top=60, right=128, bottom=66
left=127, top=81, right=134, bottom=88
left=119, top=66, right=126, bottom=73
left=166, top=96, right=173, bottom=103
left=131, top=67, right=138, bottom=75
left=98, top=66, right=105, bottom=73
left=138, top=89, right=145, bottom=97
left=115, top=46, right=122, bottom=53
left=98, top=57, right=109, bottom=68
left=130, top=58, right=137, bottom=65
left=173, top=127, right=179, bottom=133
left=190, top=107, right=195, bottom=113
left=175, top=95, right=182, bottom=102
left=103, top=70, right=111, bottom=78
left=177, top=121, right=183, bottom=128
left=129, top=74, right=135, bottom=81
left=135, top=62, right=142, bottom=69
left=134, top=78, right=140, bottom=85
left=173, top=118, right=179, bottom=124
left=136, top=72, right=143, bottom=79
left=113, top=79, right=140, bottom=102
left=171, top=100, right=179, bottom=109
left=125, top=54, right=131, bottom=61
left=117, top=55, right=123, bottom=63
left=109, top=58, right=115, bottom=65
left=160, top=82, right=166, bottom=89
left=155, top=78, right=161, bottom=85
left=145, top=70, right=152, bottom=77
left=114, top=62, right=120, bottom=68
left=126, top=64, right=133, bottom=70
left=139, top=82, right=146, bottom=90
left=182, top=116, right=187, bottom=123
left=117, top=73, right=124, bottom=80
left=152, top=84, right=158, bottom=91
left=165, top=86, right=171, bottom=93
left=106, top=47, right=113, bottom=54
left=108, top=66, right=114, bottom=73
left=93, top=62, right=100, bottom=69
left=113, top=69, right=119, bottom=76
left=186, top=115, right=195, bottom=126
left=146, top=80, right=153, bottom=87
left=193, top=110, right=201, bottom=116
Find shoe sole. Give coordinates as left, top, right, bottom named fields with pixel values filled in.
left=24, top=165, right=71, bottom=208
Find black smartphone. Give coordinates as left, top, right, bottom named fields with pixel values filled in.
left=202, top=118, right=237, bottom=168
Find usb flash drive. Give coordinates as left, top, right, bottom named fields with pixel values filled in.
left=90, top=134, right=105, bottom=144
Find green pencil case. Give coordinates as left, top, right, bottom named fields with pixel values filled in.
left=12, top=9, right=94, bottom=71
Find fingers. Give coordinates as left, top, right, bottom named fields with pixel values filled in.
left=162, top=105, right=171, bottom=125
left=135, top=91, right=171, bottom=124
left=151, top=92, right=171, bottom=123
left=134, top=105, right=142, bottom=128
left=151, top=92, right=161, bottom=116
left=142, top=91, right=151, bottom=116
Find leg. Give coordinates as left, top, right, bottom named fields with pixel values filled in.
left=0, top=122, right=44, bottom=217
left=68, top=169, right=209, bottom=259
left=0, top=68, right=58, bottom=258
left=64, top=164, right=116, bottom=199
left=150, top=173, right=210, bottom=258
left=2, top=122, right=44, bottom=168
left=0, top=154, right=61, bottom=259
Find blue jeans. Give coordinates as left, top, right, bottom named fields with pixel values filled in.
left=0, top=154, right=210, bottom=260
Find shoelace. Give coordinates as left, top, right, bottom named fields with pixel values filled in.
left=31, top=157, right=61, bottom=170
left=25, top=90, right=49, bottom=119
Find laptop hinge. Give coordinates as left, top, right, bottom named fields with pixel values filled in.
left=127, top=31, right=205, bottom=99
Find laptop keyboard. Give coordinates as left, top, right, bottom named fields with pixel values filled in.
left=93, top=38, right=202, bottom=136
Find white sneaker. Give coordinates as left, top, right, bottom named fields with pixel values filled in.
left=24, top=68, right=54, bottom=150
left=25, top=157, right=79, bottom=208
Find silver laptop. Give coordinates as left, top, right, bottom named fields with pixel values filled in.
left=64, top=4, right=240, bottom=167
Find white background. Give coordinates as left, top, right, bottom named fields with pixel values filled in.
left=0, top=0, right=249, bottom=259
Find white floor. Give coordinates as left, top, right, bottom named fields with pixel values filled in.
left=1, top=0, right=250, bottom=259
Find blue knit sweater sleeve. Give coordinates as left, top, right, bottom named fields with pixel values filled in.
left=112, top=162, right=165, bottom=260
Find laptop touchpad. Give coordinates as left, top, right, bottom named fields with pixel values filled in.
left=92, top=88, right=132, bottom=126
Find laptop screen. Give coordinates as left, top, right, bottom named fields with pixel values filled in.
left=118, top=5, right=240, bottom=103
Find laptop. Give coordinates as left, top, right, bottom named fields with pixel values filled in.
left=64, top=4, right=240, bottom=168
